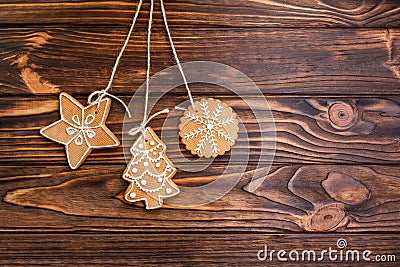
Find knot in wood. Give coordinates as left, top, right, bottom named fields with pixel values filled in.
left=307, top=203, right=346, bottom=232
left=328, top=102, right=357, bottom=129
left=322, top=172, right=370, bottom=206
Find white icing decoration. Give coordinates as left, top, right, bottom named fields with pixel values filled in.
left=72, top=115, right=80, bottom=125
left=66, top=127, right=78, bottom=135
left=85, top=114, right=95, bottom=125
left=123, top=128, right=179, bottom=195
left=75, top=134, right=83, bottom=146
left=183, top=100, right=236, bottom=156
left=86, top=129, right=96, bottom=139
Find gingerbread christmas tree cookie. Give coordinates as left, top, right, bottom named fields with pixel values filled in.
left=122, top=127, right=179, bottom=210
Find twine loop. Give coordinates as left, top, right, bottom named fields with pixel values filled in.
left=128, top=108, right=170, bottom=137
left=88, top=89, right=132, bottom=118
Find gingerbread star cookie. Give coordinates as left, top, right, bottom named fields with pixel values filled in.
left=122, top=127, right=179, bottom=210
left=179, top=98, right=239, bottom=158
left=40, top=92, right=120, bottom=169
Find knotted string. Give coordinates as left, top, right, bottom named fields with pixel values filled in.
left=88, top=0, right=143, bottom=118
left=128, top=108, right=170, bottom=136
left=88, top=90, right=132, bottom=117
left=129, top=0, right=170, bottom=137
left=160, top=0, right=196, bottom=112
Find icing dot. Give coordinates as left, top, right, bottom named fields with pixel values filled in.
left=141, top=180, right=147, bottom=185
left=166, top=188, right=172, bottom=194
left=150, top=141, right=155, bottom=146
left=138, top=143, right=144, bottom=149
left=143, top=162, right=149, bottom=167
left=207, top=123, right=213, bottom=130
left=156, top=162, right=161, bottom=168
left=132, top=168, right=138, bottom=173
left=129, top=192, right=136, bottom=198
left=158, top=177, right=163, bottom=183
left=153, top=152, right=157, bottom=155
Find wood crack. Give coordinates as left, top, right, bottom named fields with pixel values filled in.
left=384, top=29, right=400, bottom=79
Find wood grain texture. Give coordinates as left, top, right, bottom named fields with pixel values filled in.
left=244, top=165, right=400, bottom=232
left=0, top=233, right=398, bottom=266
left=0, top=0, right=399, bottom=27
left=1, top=28, right=400, bottom=96
left=0, top=0, right=399, bottom=265
left=1, top=96, right=400, bottom=165
left=0, top=164, right=400, bottom=232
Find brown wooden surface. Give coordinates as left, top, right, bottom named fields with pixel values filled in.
left=1, top=0, right=400, bottom=266
left=0, top=233, right=398, bottom=266
left=0, top=0, right=399, bottom=27
left=1, top=27, right=400, bottom=96
left=2, top=96, right=400, bottom=165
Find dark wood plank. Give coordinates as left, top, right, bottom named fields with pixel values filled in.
left=1, top=0, right=399, bottom=264
left=244, top=165, right=400, bottom=232
left=0, top=0, right=399, bottom=27
left=1, top=95, right=400, bottom=165
left=0, top=233, right=398, bottom=266
left=0, top=164, right=399, bottom=232
left=1, top=28, right=400, bottom=96
left=0, top=165, right=299, bottom=231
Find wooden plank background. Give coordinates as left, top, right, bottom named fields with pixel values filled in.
left=1, top=0, right=400, bottom=266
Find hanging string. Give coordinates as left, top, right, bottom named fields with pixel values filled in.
left=129, top=0, right=170, bottom=137
left=128, top=108, right=170, bottom=136
left=88, top=0, right=144, bottom=118
left=88, top=90, right=132, bottom=117
left=160, top=0, right=196, bottom=111
left=143, top=0, right=155, bottom=128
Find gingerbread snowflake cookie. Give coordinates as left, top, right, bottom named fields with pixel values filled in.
left=179, top=98, right=239, bottom=158
left=40, top=92, right=120, bottom=169
left=122, top=127, right=179, bottom=210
